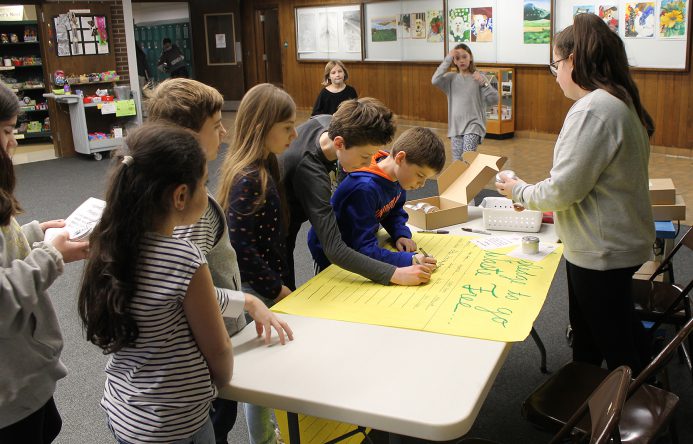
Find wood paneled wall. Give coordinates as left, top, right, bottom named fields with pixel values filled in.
left=242, top=0, right=693, bottom=150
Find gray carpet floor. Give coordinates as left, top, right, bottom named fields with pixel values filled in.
left=12, top=149, right=693, bottom=444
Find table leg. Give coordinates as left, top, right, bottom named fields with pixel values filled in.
left=388, top=433, right=403, bottom=444
left=287, top=412, right=300, bottom=444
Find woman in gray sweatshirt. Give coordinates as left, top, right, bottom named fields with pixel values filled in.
left=496, top=13, right=654, bottom=375
left=0, top=84, right=89, bottom=442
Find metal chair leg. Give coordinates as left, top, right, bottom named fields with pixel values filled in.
left=530, top=326, right=549, bottom=374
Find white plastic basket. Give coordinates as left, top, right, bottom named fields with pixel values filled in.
left=481, top=197, right=543, bottom=232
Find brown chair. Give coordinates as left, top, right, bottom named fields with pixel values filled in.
left=457, top=366, right=632, bottom=444
left=520, top=317, right=693, bottom=443
left=632, top=226, right=693, bottom=371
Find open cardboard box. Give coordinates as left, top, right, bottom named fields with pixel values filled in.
left=405, top=152, right=507, bottom=230
left=649, top=178, right=676, bottom=205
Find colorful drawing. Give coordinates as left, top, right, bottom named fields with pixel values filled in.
left=573, top=5, right=595, bottom=16
left=371, top=16, right=397, bottom=42
left=624, top=2, right=655, bottom=37
left=427, top=10, right=444, bottom=42
left=523, top=1, right=550, bottom=44
left=412, top=12, right=427, bottom=39
left=449, top=8, right=471, bottom=42
left=399, top=13, right=411, bottom=39
left=659, top=0, right=687, bottom=38
left=471, top=7, right=493, bottom=42
left=599, top=5, right=620, bottom=32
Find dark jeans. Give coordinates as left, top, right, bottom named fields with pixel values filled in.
left=0, top=397, right=61, bottom=444
left=210, top=398, right=238, bottom=444
left=567, top=260, right=652, bottom=375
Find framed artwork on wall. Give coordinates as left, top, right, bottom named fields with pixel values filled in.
left=554, top=0, right=691, bottom=70
left=295, top=4, right=363, bottom=61
left=364, top=0, right=445, bottom=62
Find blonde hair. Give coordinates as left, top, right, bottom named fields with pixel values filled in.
left=321, top=60, right=349, bottom=86
left=216, top=83, right=296, bottom=215
left=145, top=78, right=223, bottom=131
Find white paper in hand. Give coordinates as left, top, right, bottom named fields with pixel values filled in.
left=44, top=197, right=106, bottom=243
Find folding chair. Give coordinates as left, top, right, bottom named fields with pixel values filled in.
left=457, top=366, right=632, bottom=444
left=632, top=226, right=693, bottom=373
left=520, top=317, right=693, bottom=443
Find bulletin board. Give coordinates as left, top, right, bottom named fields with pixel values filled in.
left=554, top=0, right=691, bottom=70
left=295, top=4, right=363, bottom=61
left=445, top=0, right=551, bottom=65
left=204, top=13, right=236, bottom=65
left=53, top=12, right=110, bottom=56
left=364, top=0, right=445, bottom=62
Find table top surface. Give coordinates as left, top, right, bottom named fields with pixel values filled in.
left=219, top=203, right=555, bottom=441
left=219, top=313, right=511, bottom=441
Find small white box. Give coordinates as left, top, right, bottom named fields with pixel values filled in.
left=481, top=197, right=543, bottom=232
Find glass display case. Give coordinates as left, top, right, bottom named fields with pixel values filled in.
left=479, top=67, right=514, bottom=139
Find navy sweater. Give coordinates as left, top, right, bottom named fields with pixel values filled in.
left=226, top=166, right=289, bottom=300
left=307, top=151, right=414, bottom=269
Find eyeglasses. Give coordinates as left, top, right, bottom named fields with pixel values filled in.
left=549, top=57, right=568, bottom=77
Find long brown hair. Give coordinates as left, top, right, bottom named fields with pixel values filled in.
left=78, top=124, right=206, bottom=353
left=453, top=43, right=476, bottom=73
left=216, top=84, right=295, bottom=220
left=0, top=83, right=21, bottom=226
left=555, top=13, right=654, bottom=136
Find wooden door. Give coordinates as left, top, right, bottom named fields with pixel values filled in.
left=254, top=6, right=282, bottom=87
left=189, top=0, right=245, bottom=106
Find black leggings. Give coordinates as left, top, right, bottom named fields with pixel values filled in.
left=210, top=398, right=238, bottom=444
left=567, top=260, right=652, bottom=375
left=0, top=397, right=61, bottom=444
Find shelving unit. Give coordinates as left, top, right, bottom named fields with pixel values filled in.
left=46, top=91, right=138, bottom=160
left=479, top=67, right=515, bottom=139
left=0, top=19, right=51, bottom=143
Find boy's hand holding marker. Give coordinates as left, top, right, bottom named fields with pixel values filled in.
left=412, top=247, right=437, bottom=271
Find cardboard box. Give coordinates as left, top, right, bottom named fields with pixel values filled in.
left=633, top=260, right=664, bottom=282
left=649, top=178, right=676, bottom=205
left=652, top=194, right=686, bottom=221
left=405, top=152, right=506, bottom=230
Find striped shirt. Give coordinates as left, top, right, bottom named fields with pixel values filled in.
left=173, top=197, right=222, bottom=256
left=102, top=233, right=216, bottom=444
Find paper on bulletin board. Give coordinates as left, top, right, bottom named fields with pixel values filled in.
left=99, top=102, right=116, bottom=115
left=215, top=33, right=226, bottom=48
left=115, top=99, right=136, bottom=117
left=273, top=233, right=563, bottom=342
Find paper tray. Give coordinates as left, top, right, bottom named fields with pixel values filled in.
left=481, top=197, right=542, bottom=232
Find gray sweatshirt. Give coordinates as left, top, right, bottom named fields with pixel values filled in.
left=174, top=196, right=246, bottom=335
left=432, top=56, right=499, bottom=138
left=513, top=89, right=654, bottom=270
left=281, top=116, right=395, bottom=285
left=0, top=219, right=66, bottom=428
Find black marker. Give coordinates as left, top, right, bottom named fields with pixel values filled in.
left=417, top=229, right=449, bottom=234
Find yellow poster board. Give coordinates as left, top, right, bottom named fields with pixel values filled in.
left=273, top=234, right=563, bottom=342
left=274, top=410, right=368, bottom=444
